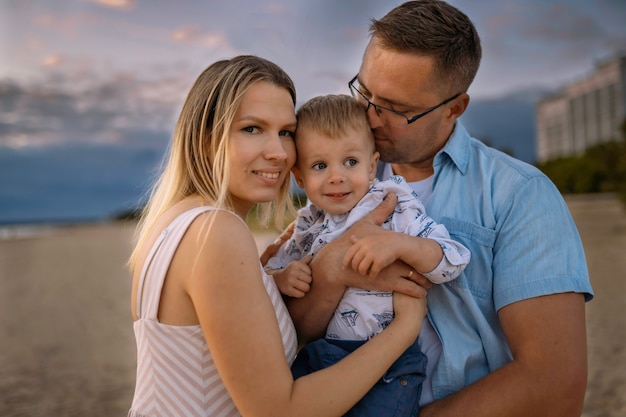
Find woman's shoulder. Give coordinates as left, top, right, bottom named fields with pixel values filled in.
left=185, top=206, right=255, bottom=255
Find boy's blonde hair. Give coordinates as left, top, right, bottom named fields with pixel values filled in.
left=129, top=55, right=296, bottom=272
left=295, top=94, right=374, bottom=151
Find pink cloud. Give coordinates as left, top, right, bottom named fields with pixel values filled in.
left=88, top=0, right=134, bottom=10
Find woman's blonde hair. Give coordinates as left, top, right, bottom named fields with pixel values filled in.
left=129, top=55, right=296, bottom=272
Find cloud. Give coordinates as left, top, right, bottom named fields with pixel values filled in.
left=171, top=26, right=235, bottom=53
left=87, top=0, right=134, bottom=10
left=41, top=54, right=64, bottom=67
left=0, top=65, right=186, bottom=149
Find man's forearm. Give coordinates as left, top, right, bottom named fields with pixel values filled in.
left=420, top=357, right=586, bottom=417
left=420, top=293, right=587, bottom=417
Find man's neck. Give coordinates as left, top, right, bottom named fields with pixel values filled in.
left=390, top=163, right=434, bottom=182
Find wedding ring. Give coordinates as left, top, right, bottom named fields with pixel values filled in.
left=408, top=269, right=414, bottom=278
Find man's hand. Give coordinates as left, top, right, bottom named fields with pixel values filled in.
left=260, top=221, right=295, bottom=265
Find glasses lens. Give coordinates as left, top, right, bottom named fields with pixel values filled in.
left=349, top=80, right=410, bottom=128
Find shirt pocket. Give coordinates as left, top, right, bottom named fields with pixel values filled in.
left=439, top=216, right=496, bottom=299
left=440, top=216, right=496, bottom=248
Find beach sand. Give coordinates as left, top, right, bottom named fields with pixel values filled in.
left=0, top=194, right=624, bottom=416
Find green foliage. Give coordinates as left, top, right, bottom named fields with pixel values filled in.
left=536, top=119, right=626, bottom=205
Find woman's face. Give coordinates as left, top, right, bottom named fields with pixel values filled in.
left=228, top=81, right=297, bottom=217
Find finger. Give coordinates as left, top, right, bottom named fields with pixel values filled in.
left=293, top=279, right=311, bottom=293
left=279, top=220, right=296, bottom=241
left=363, top=192, right=397, bottom=226
left=368, top=262, right=382, bottom=280
left=299, top=270, right=313, bottom=284
left=259, top=243, right=280, bottom=265
left=301, top=254, right=314, bottom=266
left=407, top=271, right=433, bottom=289
left=286, top=288, right=306, bottom=298
left=355, top=256, right=374, bottom=277
left=342, top=240, right=358, bottom=270
left=349, top=249, right=368, bottom=274
left=259, top=222, right=295, bottom=265
left=391, top=278, right=428, bottom=298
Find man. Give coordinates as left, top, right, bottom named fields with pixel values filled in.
left=276, top=1, right=593, bottom=416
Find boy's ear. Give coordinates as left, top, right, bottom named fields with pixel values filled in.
left=370, top=151, right=380, bottom=180
left=291, top=166, right=305, bottom=188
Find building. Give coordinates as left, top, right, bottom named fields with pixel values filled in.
left=536, top=54, right=626, bottom=162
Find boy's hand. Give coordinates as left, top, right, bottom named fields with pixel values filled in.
left=270, top=255, right=313, bottom=298
left=342, top=231, right=401, bottom=279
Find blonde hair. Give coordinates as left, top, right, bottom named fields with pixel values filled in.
left=295, top=94, right=374, bottom=151
left=129, top=55, right=296, bottom=272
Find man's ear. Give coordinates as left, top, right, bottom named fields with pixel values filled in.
left=291, top=166, right=304, bottom=188
left=446, top=93, right=470, bottom=121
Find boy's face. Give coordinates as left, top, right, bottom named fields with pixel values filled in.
left=293, top=127, right=379, bottom=215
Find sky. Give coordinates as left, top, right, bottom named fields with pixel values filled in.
left=1, top=0, right=626, bottom=150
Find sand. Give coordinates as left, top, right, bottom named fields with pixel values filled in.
left=0, top=194, right=624, bottom=416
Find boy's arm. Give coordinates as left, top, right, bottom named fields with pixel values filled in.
left=343, top=232, right=446, bottom=280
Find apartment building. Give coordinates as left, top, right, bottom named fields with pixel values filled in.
left=536, top=54, right=626, bottom=162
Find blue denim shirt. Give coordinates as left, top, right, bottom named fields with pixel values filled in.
left=377, top=121, right=594, bottom=399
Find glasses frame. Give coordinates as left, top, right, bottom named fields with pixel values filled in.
left=348, top=75, right=461, bottom=126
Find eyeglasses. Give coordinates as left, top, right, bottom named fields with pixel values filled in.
left=348, top=75, right=461, bottom=128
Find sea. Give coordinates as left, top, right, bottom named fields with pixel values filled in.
left=0, top=143, right=165, bottom=236
left=0, top=94, right=538, bottom=237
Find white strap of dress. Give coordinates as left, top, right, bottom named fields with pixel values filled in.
left=135, top=206, right=217, bottom=320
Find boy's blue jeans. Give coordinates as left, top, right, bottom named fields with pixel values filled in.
left=291, top=337, right=427, bottom=417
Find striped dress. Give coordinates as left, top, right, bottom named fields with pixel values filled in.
left=129, top=207, right=298, bottom=417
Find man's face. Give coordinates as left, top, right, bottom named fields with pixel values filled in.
left=357, top=38, right=458, bottom=172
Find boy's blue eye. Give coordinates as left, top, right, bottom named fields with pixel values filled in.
left=345, top=158, right=358, bottom=167
left=312, top=162, right=327, bottom=170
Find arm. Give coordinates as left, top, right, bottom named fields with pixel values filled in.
left=420, top=175, right=590, bottom=416
left=186, top=211, right=427, bottom=417
left=419, top=292, right=587, bottom=417
left=286, top=193, right=432, bottom=342
left=343, top=231, right=445, bottom=280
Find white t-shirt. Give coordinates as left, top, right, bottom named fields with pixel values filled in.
left=381, top=165, right=441, bottom=407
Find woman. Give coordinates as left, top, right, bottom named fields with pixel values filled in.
left=127, top=55, right=426, bottom=417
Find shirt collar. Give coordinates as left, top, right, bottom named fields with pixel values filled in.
left=433, top=121, right=471, bottom=176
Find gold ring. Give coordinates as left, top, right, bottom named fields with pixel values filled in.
left=408, top=269, right=414, bottom=278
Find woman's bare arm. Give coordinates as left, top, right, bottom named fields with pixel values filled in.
left=183, top=210, right=426, bottom=417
